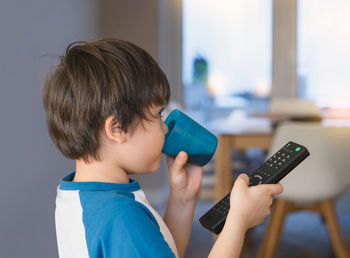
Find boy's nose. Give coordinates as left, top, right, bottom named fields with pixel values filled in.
left=162, top=120, right=168, bottom=134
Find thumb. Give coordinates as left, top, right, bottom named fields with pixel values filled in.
left=170, top=151, right=188, bottom=175
left=236, top=173, right=250, bottom=184
left=234, top=173, right=250, bottom=190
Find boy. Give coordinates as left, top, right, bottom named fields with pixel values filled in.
left=42, top=39, right=283, bottom=258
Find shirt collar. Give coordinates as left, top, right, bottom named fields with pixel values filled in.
left=59, top=171, right=141, bottom=192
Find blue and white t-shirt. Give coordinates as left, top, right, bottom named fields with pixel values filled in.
left=55, top=172, right=178, bottom=258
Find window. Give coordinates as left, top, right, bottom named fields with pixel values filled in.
left=183, top=0, right=272, bottom=117
left=298, top=0, right=350, bottom=108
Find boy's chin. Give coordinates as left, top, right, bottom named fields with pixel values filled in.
left=148, top=156, right=163, bottom=172
left=134, top=155, right=162, bottom=174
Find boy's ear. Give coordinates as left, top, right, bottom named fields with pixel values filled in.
left=104, top=115, right=127, bottom=143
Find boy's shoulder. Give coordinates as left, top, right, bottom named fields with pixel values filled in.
left=56, top=177, right=176, bottom=257
left=78, top=190, right=158, bottom=226
left=57, top=173, right=159, bottom=228
left=77, top=190, right=175, bottom=256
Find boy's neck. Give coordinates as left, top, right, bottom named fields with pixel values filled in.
left=74, top=158, right=130, bottom=184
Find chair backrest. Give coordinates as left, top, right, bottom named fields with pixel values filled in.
left=268, top=122, right=350, bottom=204
left=269, top=98, right=320, bottom=116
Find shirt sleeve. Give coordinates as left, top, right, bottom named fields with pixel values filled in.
left=80, top=192, right=175, bottom=258
left=100, top=203, right=176, bottom=258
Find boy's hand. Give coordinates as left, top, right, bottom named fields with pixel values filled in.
left=208, top=174, right=282, bottom=258
left=164, top=151, right=203, bottom=257
left=228, top=173, right=283, bottom=229
left=166, top=151, right=203, bottom=203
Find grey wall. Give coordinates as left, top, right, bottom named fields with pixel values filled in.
left=0, top=1, right=183, bottom=257
left=0, top=1, right=98, bottom=257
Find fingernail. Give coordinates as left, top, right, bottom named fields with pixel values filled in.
left=179, top=152, right=186, bottom=159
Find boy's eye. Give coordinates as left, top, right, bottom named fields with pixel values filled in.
left=158, top=107, right=165, bottom=119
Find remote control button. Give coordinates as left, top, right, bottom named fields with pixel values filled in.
left=250, top=175, right=262, bottom=185
left=295, top=147, right=301, bottom=151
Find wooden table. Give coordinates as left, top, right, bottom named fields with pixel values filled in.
left=214, top=132, right=273, bottom=202
left=212, top=109, right=350, bottom=202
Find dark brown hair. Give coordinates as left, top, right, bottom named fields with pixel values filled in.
left=42, top=38, right=170, bottom=161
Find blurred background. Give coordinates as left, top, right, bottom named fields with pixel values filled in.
left=1, top=0, right=350, bottom=257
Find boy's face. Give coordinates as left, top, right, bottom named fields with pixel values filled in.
left=121, top=105, right=168, bottom=174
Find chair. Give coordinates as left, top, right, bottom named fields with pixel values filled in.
left=258, top=122, right=350, bottom=258
left=269, top=98, right=320, bottom=117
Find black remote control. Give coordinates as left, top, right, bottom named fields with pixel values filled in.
left=199, top=141, right=310, bottom=234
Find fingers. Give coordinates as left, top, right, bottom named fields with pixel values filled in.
left=236, top=173, right=284, bottom=196
left=268, top=183, right=283, bottom=195
left=275, top=183, right=284, bottom=194
left=169, top=151, right=188, bottom=174
left=256, top=183, right=284, bottom=196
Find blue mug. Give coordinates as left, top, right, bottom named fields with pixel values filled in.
left=162, top=109, right=218, bottom=166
